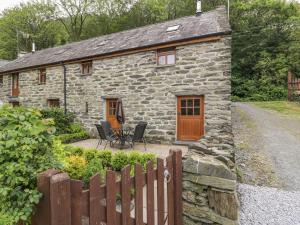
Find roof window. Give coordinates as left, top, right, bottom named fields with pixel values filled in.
left=166, top=25, right=180, bottom=32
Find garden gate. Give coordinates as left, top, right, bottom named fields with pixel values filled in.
left=288, top=71, right=300, bottom=101
left=30, top=150, right=182, bottom=225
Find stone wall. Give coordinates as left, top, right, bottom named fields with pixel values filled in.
left=0, top=36, right=231, bottom=145
left=182, top=142, right=239, bottom=225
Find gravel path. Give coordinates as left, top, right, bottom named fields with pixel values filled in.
left=238, top=184, right=300, bottom=225
left=235, top=103, right=300, bottom=191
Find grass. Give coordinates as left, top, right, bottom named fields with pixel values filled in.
left=251, top=101, right=300, bottom=118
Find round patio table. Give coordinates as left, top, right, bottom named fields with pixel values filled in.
left=113, top=125, right=133, bottom=149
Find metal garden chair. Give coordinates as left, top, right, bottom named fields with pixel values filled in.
left=126, top=122, right=148, bottom=151
left=94, top=124, right=117, bottom=149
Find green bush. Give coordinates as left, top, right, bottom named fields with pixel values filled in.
left=98, top=150, right=113, bottom=168
left=58, top=131, right=89, bottom=143
left=64, top=145, right=84, bottom=156
left=140, top=153, right=156, bottom=169
left=41, top=108, right=75, bottom=134
left=83, top=158, right=105, bottom=185
left=111, top=151, right=129, bottom=171
left=128, top=151, right=142, bottom=166
left=0, top=105, right=59, bottom=224
left=84, top=149, right=102, bottom=162
left=65, top=155, right=87, bottom=180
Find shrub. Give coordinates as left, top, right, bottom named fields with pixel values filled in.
left=64, top=145, right=84, bottom=156
left=98, top=150, right=113, bottom=168
left=0, top=105, right=59, bottom=224
left=140, top=153, right=156, bottom=169
left=58, top=131, right=89, bottom=143
left=41, top=108, right=75, bottom=134
left=111, top=151, right=129, bottom=171
left=84, top=149, right=102, bottom=162
left=70, top=123, right=86, bottom=133
left=83, top=158, right=105, bottom=185
left=65, top=156, right=87, bottom=180
left=128, top=151, right=142, bottom=166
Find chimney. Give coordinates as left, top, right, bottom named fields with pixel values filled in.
left=32, top=42, right=36, bottom=53
left=196, top=0, right=202, bottom=16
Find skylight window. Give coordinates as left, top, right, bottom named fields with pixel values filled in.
left=166, top=25, right=180, bottom=32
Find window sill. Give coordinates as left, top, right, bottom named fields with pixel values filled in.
left=156, top=64, right=176, bottom=69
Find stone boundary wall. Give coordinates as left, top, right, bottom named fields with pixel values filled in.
left=182, top=142, right=239, bottom=225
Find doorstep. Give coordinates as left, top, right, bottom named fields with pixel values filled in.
left=173, top=140, right=198, bottom=146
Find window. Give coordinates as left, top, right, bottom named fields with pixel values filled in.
left=48, top=99, right=60, bottom=108
left=157, top=47, right=176, bottom=66
left=12, top=73, right=19, bottom=97
left=81, top=61, right=93, bottom=75
left=180, top=98, right=201, bottom=116
left=108, top=99, right=117, bottom=115
left=39, top=68, right=46, bottom=84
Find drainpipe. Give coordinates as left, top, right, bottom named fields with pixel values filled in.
left=61, top=62, right=67, bottom=114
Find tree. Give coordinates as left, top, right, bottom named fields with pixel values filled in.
left=52, top=0, right=96, bottom=41
left=0, top=1, right=66, bottom=59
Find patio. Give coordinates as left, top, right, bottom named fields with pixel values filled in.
left=70, top=139, right=188, bottom=159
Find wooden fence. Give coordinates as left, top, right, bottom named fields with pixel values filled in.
left=29, top=149, right=182, bottom=225
left=288, top=71, right=300, bottom=101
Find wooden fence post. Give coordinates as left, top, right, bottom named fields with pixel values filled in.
left=50, top=173, right=71, bottom=225
left=32, top=169, right=59, bottom=225
left=171, top=149, right=183, bottom=225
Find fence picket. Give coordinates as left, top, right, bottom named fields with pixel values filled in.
left=121, top=165, right=131, bottom=225
left=147, top=161, right=155, bottom=225
left=70, top=180, right=83, bottom=225
left=171, top=150, right=183, bottom=225
left=166, top=154, right=174, bottom=225
left=89, top=173, right=102, bottom=225
left=50, top=173, right=71, bottom=225
left=135, top=163, right=143, bottom=225
left=157, top=158, right=165, bottom=225
left=106, top=170, right=117, bottom=225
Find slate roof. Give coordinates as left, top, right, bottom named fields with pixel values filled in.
left=0, top=60, right=9, bottom=68
left=0, top=6, right=230, bottom=74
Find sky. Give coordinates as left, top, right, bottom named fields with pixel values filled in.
left=1, top=0, right=300, bottom=13
left=0, top=0, right=30, bottom=13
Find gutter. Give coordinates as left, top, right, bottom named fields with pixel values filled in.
left=60, top=62, right=67, bottom=114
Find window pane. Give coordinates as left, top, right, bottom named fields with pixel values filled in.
left=158, top=56, right=166, bottom=65
left=167, top=54, right=175, bottom=64
left=181, top=99, right=186, bottom=107
left=194, top=108, right=200, bottom=115
left=181, top=108, right=187, bottom=115
left=194, top=99, right=200, bottom=107
left=187, top=99, right=193, bottom=107
left=187, top=108, right=193, bottom=115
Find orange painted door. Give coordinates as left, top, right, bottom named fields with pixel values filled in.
left=177, top=96, right=204, bottom=141
left=106, top=99, right=121, bottom=129
left=12, top=73, right=19, bottom=97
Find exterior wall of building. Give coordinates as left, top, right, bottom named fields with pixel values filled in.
left=0, top=36, right=231, bottom=146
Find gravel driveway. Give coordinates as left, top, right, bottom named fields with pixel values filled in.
left=238, top=184, right=300, bottom=225
left=235, top=103, right=300, bottom=191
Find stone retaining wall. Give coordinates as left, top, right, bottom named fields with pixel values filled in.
left=182, top=142, right=239, bottom=225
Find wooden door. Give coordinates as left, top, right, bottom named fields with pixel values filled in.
left=177, top=96, right=204, bottom=141
left=106, top=99, right=121, bottom=129
left=12, top=73, right=19, bottom=97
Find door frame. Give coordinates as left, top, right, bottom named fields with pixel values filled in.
left=176, top=95, right=205, bottom=141
left=11, top=73, right=19, bottom=97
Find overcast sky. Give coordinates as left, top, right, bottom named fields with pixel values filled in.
left=1, top=0, right=300, bottom=13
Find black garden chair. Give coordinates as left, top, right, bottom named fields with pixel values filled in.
left=126, top=122, right=148, bottom=151
left=94, top=124, right=117, bottom=149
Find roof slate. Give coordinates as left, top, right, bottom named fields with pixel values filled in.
left=0, top=60, right=9, bottom=68
left=0, top=6, right=230, bottom=74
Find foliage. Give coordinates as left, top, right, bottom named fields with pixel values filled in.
left=97, top=150, right=113, bottom=168
left=83, top=158, right=104, bottom=185
left=140, top=152, right=156, bottom=169
left=58, top=131, right=89, bottom=143
left=65, top=155, right=87, bottom=180
left=0, top=105, right=59, bottom=224
left=41, top=108, right=75, bottom=134
left=231, top=0, right=300, bottom=100
left=111, top=151, right=129, bottom=171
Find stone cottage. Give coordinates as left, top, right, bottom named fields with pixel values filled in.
left=0, top=6, right=231, bottom=146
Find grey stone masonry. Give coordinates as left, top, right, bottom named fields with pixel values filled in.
left=0, top=36, right=231, bottom=145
